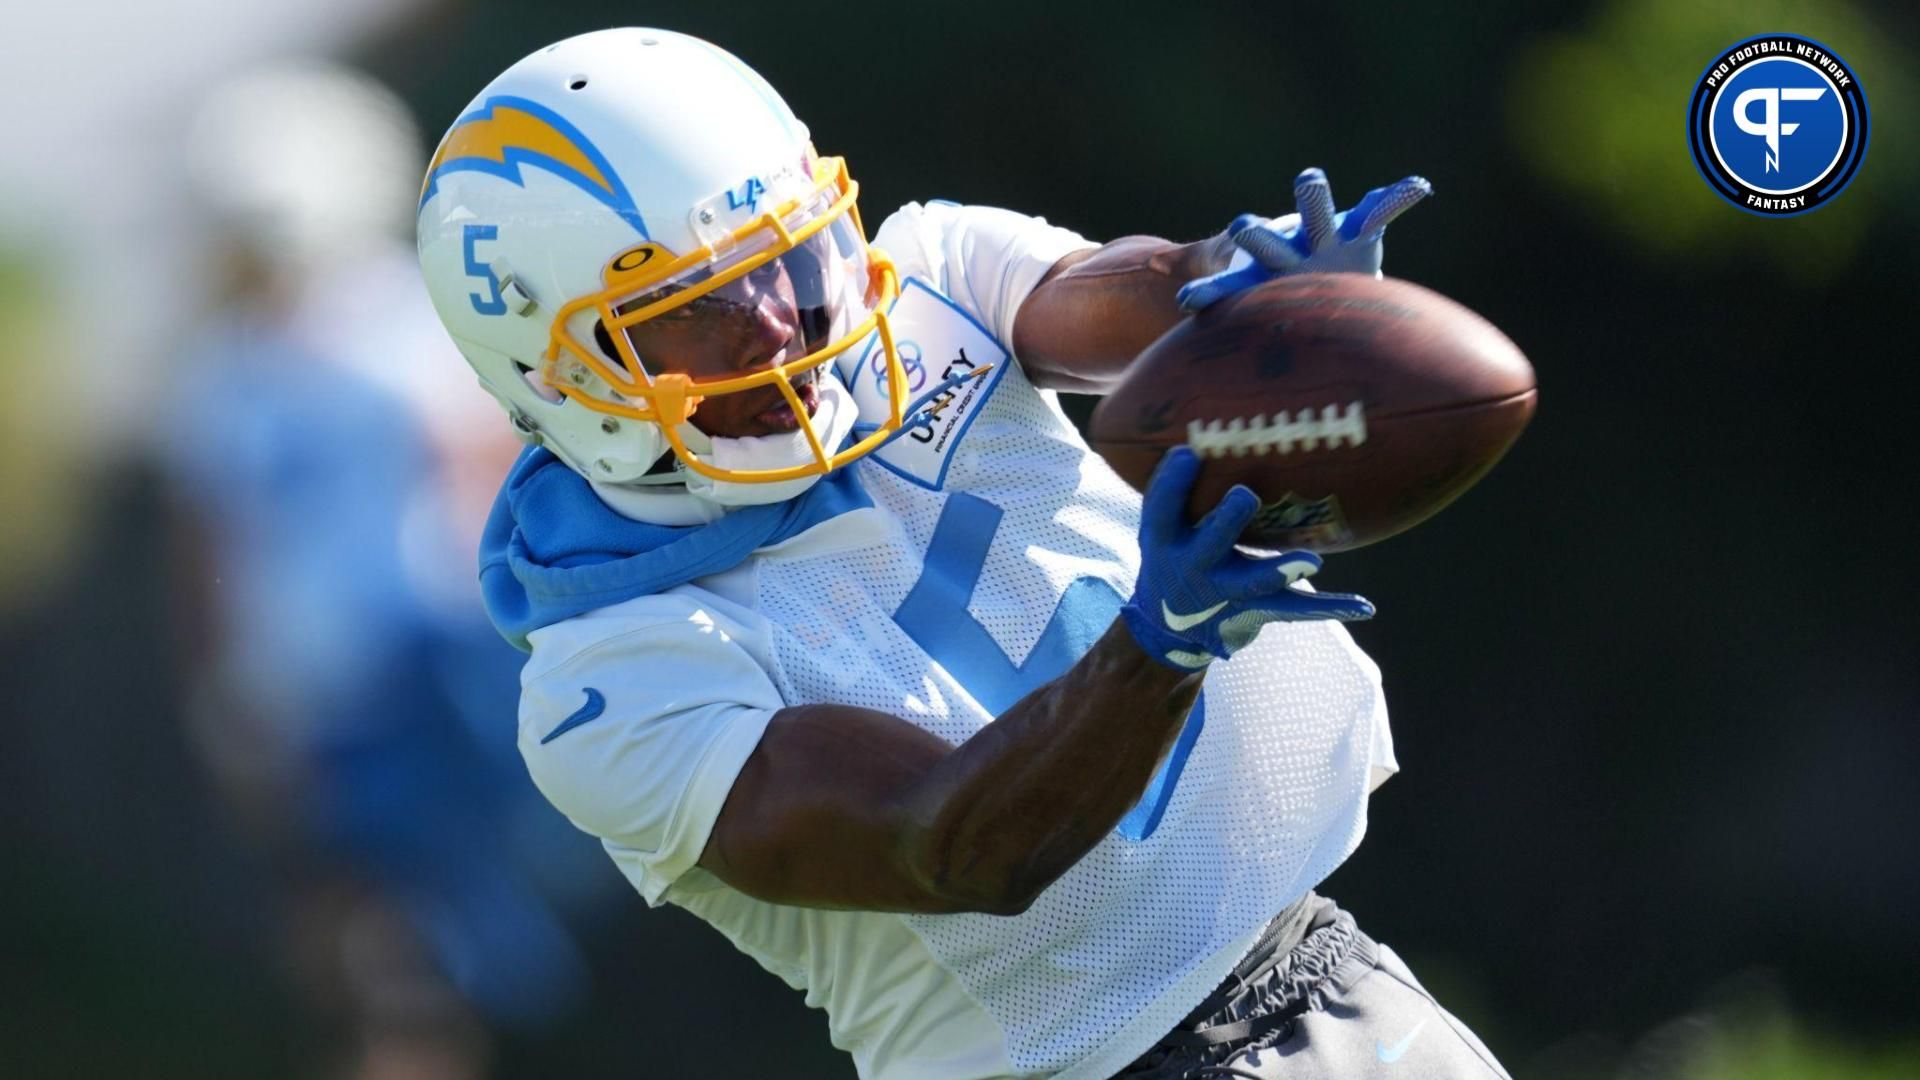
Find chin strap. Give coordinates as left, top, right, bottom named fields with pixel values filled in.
left=682, top=376, right=859, bottom=506
left=623, top=456, right=692, bottom=488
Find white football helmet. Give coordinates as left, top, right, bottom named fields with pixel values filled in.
left=416, top=28, right=909, bottom=495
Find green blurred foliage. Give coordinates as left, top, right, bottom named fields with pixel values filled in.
left=1690, top=1020, right=1920, bottom=1080
left=1666, top=988, right=1920, bottom=1080
left=0, top=235, right=85, bottom=615
left=1506, top=0, right=1912, bottom=280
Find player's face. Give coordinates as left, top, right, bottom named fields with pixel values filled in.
left=621, top=259, right=823, bottom=440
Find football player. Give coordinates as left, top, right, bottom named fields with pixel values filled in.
left=417, top=27, right=1509, bottom=1080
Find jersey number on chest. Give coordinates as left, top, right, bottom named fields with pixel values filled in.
left=892, top=493, right=1205, bottom=841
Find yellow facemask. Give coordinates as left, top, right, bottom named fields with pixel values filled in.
left=542, top=155, right=910, bottom=484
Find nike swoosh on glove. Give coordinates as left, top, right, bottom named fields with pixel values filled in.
left=1120, top=446, right=1374, bottom=671
left=1177, top=166, right=1431, bottom=312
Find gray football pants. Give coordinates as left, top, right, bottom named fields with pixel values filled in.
left=1112, top=897, right=1510, bottom=1079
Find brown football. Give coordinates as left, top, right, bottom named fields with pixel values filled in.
left=1088, top=274, right=1536, bottom=552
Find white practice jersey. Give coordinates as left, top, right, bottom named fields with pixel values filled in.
left=517, top=201, right=1398, bottom=1080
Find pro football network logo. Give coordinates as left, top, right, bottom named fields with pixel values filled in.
left=1687, top=35, right=1869, bottom=216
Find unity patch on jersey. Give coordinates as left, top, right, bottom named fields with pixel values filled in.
left=842, top=278, right=1011, bottom=490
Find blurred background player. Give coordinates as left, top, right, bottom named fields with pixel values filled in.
left=161, top=61, right=611, bottom=1079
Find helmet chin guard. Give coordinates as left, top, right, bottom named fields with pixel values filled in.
left=673, top=374, right=864, bottom=507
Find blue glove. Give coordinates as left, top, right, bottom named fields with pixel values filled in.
left=1120, top=447, right=1374, bottom=671
left=1177, top=167, right=1432, bottom=312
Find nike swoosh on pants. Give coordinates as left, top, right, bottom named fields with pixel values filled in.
left=1376, top=1019, right=1428, bottom=1063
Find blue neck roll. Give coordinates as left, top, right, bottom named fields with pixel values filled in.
left=479, top=446, right=871, bottom=651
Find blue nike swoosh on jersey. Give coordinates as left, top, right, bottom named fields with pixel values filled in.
left=1376, top=1019, right=1427, bottom=1063
left=541, top=688, right=606, bottom=745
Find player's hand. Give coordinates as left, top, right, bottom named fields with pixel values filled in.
left=1176, top=167, right=1432, bottom=312
left=1120, top=447, right=1373, bottom=670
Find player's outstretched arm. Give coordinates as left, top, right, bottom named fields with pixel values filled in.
left=1011, top=233, right=1228, bottom=394
left=1013, top=167, right=1429, bottom=392
left=700, top=450, right=1370, bottom=915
